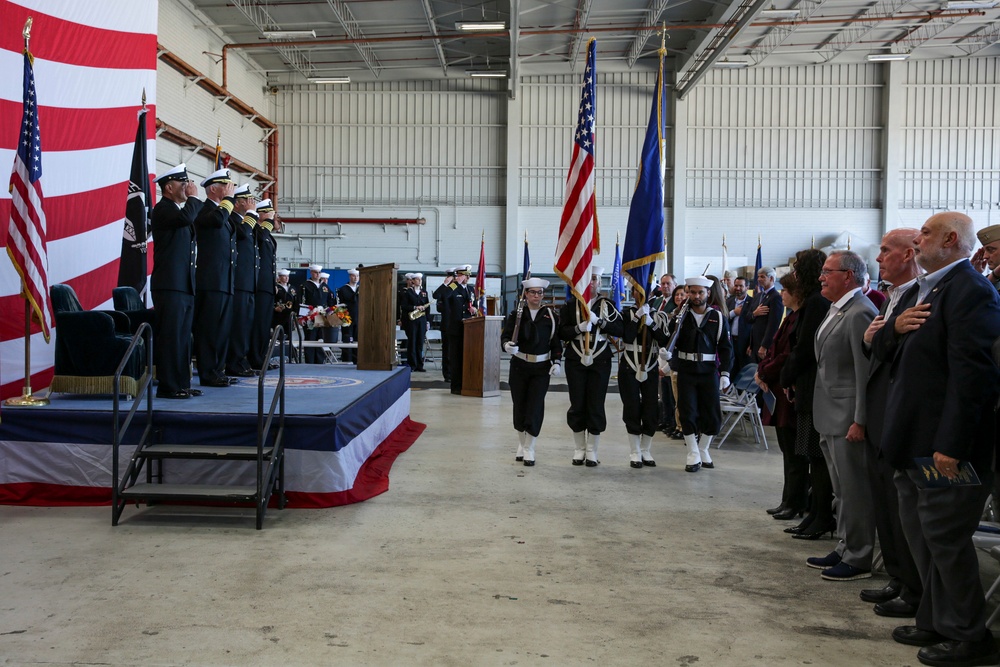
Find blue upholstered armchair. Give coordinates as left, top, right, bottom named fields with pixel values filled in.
left=50, top=284, right=145, bottom=396
left=112, top=286, right=154, bottom=334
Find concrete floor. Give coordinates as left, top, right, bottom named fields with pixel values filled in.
left=1, top=379, right=997, bottom=666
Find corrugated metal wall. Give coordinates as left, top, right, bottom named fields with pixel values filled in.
left=686, top=65, right=883, bottom=209
left=901, top=58, right=1000, bottom=211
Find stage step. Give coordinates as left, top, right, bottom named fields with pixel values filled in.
left=120, top=483, right=258, bottom=502
left=141, top=444, right=275, bottom=460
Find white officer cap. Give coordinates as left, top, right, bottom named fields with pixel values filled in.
left=412, top=272, right=423, bottom=279
left=309, top=264, right=323, bottom=273
left=200, top=168, right=234, bottom=187
left=319, top=272, right=330, bottom=279
left=278, top=269, right=291, bottom=276
left=257, top=198, right=274, bottom=213
left=591, top=266, right=605, bottom=278
left=156, top=163, right=189, bottom=184
left=685, top=276, right=713, bottom=288
left=348, top=269, right=360, bottom=276
left=522, top=278, right=550, bottom=290
left=403, top=273, right=414, bottom=280
left=234, top=184, right=254, bottom=199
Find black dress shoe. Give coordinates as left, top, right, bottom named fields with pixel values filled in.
left=515, top=456, right=524, bottom=462
left=156, top=390, right=192, bottom=399
left=642, top=459, right=656, bottom=467
left=792, top=520, right=836, bottom=540
left=874, top=598, right=918, bottom=618
left=701, top=461, right=715, bottom=469
left=773, top=507, right=805, bottom=521
left=585, top=459, right=599, bottom=467
left=630, top=461, right=644, bottom=469
left=860, top=584, right=902, bottom=603
left=572, top=458, right=584, bottom=466
left=227, top=376, right=240, bottom=385
left=523, top=460, right=535, bottom=467
left=893, top=626, right=948, bottom=647
left=201, top=378, right=231, bottom=388
left=685, top=463, right=701, bottom=473
left=917, top=636, right=999, bottom=666
left=187, top=389, right=203, bottom=396
left=766, top=502, right=788, bottom=515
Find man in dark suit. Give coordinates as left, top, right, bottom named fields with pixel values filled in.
left=806, top=250, right=878, bottom=582
left=192, top=168, right=240, bottom=388
left=150, top=163, right=202, bottom=399
left=872, top=212, right=1000, bottom=666
left=444, top=265, right=475, bottom=394
left=726, top=276, right=752, bottom=377
left=337, top=268, right=360, bottom=363
left=860, top=228, right=924, bottom=618
left=225, top=184, right=259, bottom=378
left=249, top=199, right=277, bottom=371
left=432, top=269, right=455, bottom=381
left=748, top=266, right=783, bottom=362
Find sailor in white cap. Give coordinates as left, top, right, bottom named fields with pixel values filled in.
left=444, top=264, right=477, bottom=393
left=401, top=271, right=431, bottom=372
left=618, top=282, right=672, bottom=468
left=193, top=167, right=241, bottom=387
left=432, top=269, right=458, bottom=381
left=150, top=163, right=204, bottom=399
left=665, top=275, right=734, bottom=472
left=337, top=268, right=361, bottom=363
left=558, top=265, right=623, bottom=466
left=273, top=268, right=299, bottom=360
left=301, top=264, right=334, bottom=363
left=249, top=198, right=278, bottom=370
left=225, top=185, right=260, bottom=377
left=501, top=278, right=562, bottom=465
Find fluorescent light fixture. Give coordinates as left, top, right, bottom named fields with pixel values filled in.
left=466, top=69, right=507, bottom=78
left=455, top=21, right=506, bottom=31
left=760, top=8, right=801, bottom=18
left=866, top=53, right=910, bottom=61
left=308, top=77, right=351, bottom=84
left=713, top=59, right=751, bottom=69
left=946, top=0, right=999, bottom=8
left=263, top=30, right=316, bottom=39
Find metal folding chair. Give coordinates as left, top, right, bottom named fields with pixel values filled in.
left=716, top=363, right=769, bottom=449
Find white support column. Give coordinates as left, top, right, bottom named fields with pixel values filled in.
left=670, top=92, right=688, bottom=275
left=505, top=93, right=522, bottom=277
left=881, top=61, right=904, bottom=233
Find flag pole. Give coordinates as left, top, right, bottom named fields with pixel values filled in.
left=6, top=17, right=48, bottom=407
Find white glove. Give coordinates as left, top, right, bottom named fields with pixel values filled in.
left=659, top=348, right=672, bottom=362
left=549, top=362, right=563, bottom=377
left=503, top=342, right=518, bottom=354
left=638, top=303, right=650, bottom=317
left=720, top=374, right=731, bottom=391
left=657, top=359, right=670, bottom=374
left=643, top=314, right=654, bottom=327
left=588, top=310, right=599, bottom=325
left=578, top=321, right=592, bottom=333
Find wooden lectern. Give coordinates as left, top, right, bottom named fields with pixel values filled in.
left=357, top=263, right=398, bottom=371
left=461, top=315, right=502, bottom=397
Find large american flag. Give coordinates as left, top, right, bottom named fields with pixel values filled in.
left=6, top=46, right=52, bottom=344
left=554, top=38, right=600, bottom=307
left=0, top=0, right=157, bottom=399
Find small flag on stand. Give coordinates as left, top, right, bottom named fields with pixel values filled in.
left=522, top=233, right=531, bottom=281
left=6, top=39, right=53, bottom=343
left=474, top=234, right=487, bottom=314
left=117, top=95, right=151, bottom=302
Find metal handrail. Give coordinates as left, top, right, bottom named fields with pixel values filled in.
left=256, top=325, right=287, bottom=526
left=112, top=322, right=153, bottom=524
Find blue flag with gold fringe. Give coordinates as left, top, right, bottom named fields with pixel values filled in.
left=622, top=49, right=666, bottom=304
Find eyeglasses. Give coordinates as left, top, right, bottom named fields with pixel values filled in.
left=820, top=268, right=851, bottom=276
left=525, top=289, right=544, bottom=295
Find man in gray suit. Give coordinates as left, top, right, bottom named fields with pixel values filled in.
left=805, top=250, right=878, bottom=581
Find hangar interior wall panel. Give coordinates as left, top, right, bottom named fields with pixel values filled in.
left=277, top=81, right=507, bottom=209
left=156, top=0, right=272, bottom=185
left=901, top=58, right=1000, bottom=211
left=687, top=65, right=883, bottom=209
left=518, top=72, right=673, bottom=207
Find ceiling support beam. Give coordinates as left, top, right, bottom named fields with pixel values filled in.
left=568, top=0, right=595, bottom=70
left=815, top=0, right=913, bottom=62
left=625, top=0, right=672, bottom=68
left=230, top=0, right=315, bottom=80
left=747, top=0, right=832, bottom=65
left=510, top=0, right=521, bottom=99
left=324, top=0, right=384, bottom=78
left=419, top=0, right=449, bottom=76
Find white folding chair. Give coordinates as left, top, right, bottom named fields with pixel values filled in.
left=716, top=363, right=769, bottom=449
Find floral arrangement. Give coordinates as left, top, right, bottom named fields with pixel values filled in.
left=297, top=305, right=352, bottom=329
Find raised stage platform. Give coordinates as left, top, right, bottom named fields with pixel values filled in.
left=0, top=365, right=424, bottom=509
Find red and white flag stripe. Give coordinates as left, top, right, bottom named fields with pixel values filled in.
left=0, top=0, right=157, bottom=399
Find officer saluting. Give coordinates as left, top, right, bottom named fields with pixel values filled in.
left=150, top=163, right=202, bottom=399
left=249, top=198, right=277, bottom=371
left=619, top=284, right=671, bottom=468
left=273, top=268, right=298, bottom=360
left=193, top=168, right=240, bottom=388
left=665, top=275, right=734, bottom=472
left=501, top=278, right=562, bottom=466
